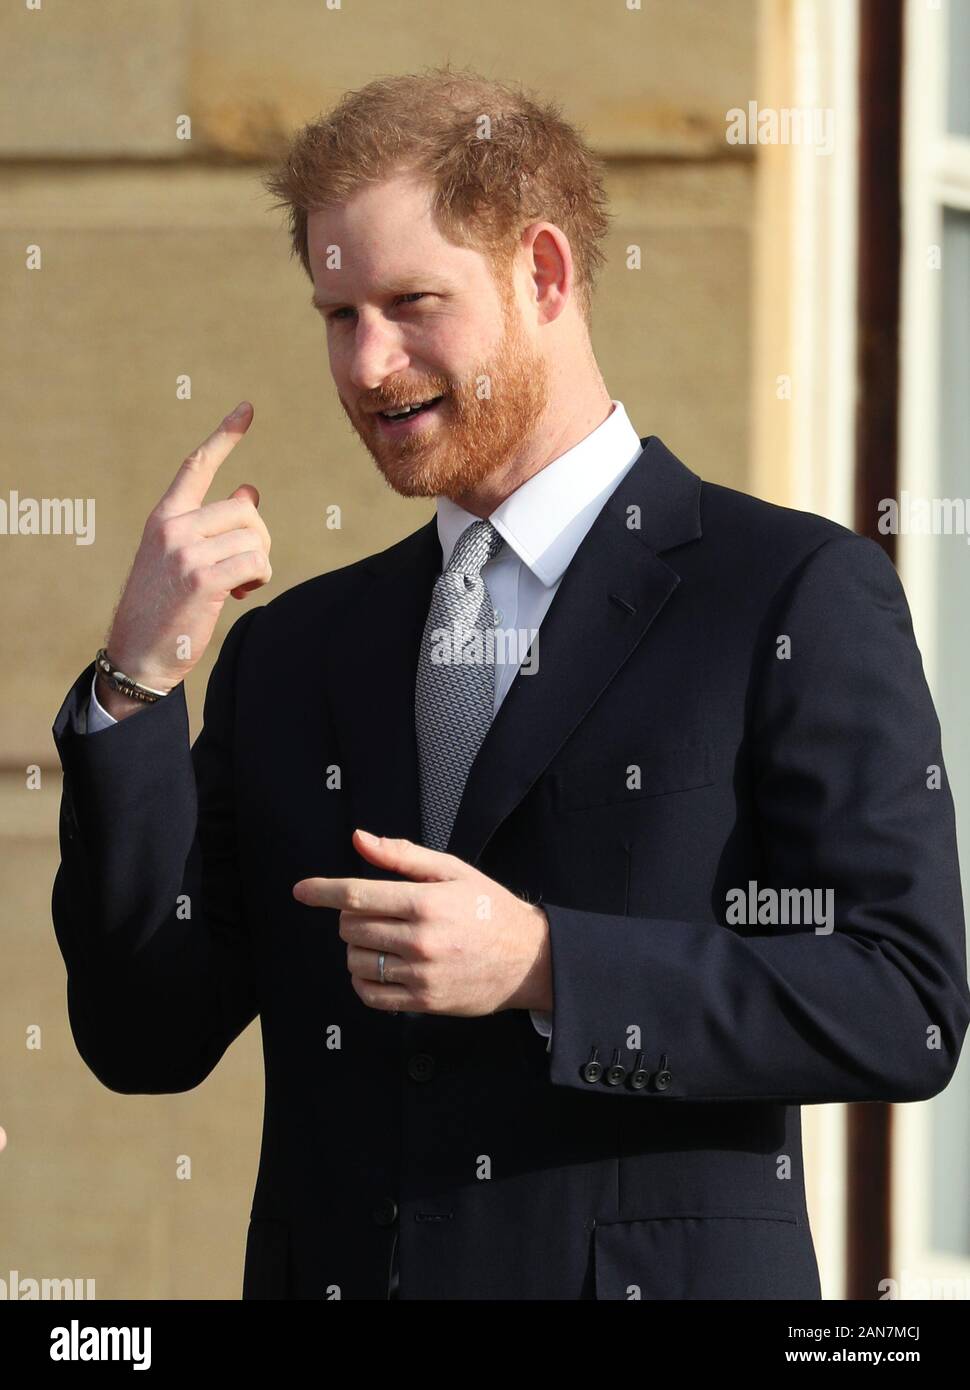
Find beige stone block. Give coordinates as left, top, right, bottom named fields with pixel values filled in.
left=0, top=0, right=190, bottom=157
left=597, top=161, right=753, bottom=490
left=185, top=0, right=755, bottom=159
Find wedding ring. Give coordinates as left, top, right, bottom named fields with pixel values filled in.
left=378, top=951, right=386, bottom=985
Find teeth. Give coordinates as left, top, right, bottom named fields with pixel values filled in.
left=381, top=396, right=439, bottom=419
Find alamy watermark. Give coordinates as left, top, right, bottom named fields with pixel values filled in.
left=726, top=880, right=834, bottom=935
left=428, top=622, right=539, bottom=674
left=1, top=1268, right=95, bottom=1298
left=49, top=1319, right=151, bottom=1370
left=0, top=492, right=95, bottom=545
left=878, top=493, right=970, bottom=542
left=725, top=101, right=834, bottom=156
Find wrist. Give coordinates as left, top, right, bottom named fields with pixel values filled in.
left=94, top=670, right=151, bottom=721
left=96, top=646, right=176, bottom=698
left=512, top=902, right=553, bottom=1012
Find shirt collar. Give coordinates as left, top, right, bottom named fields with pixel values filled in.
left=435, top=400, right=644, bottom=587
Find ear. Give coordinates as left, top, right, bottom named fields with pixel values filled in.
left=521, top=221, right=573, bottom=325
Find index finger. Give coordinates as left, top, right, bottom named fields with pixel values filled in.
left=292, top=876, right=419, bottom=917
left=155, top=402, right=253, bottom=518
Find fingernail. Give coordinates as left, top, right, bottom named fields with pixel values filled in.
left=229, top=402, right=248, bottom=419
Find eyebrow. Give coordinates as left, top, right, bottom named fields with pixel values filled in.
left=310, top=278, right=452, bottom=311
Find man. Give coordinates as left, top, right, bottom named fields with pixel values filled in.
left=51, top=69, right=970, bottom=1300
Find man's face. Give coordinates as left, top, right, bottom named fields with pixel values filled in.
left=307, top=173, right=549, bottom=501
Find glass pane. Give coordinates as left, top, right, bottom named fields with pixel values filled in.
left=930, top=206, right=970, bottom=1257
left=948, top=0, right=970, bottom=136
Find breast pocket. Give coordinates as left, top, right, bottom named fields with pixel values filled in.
left=592, top=1210, right=821, bottom=1300
left=550, top=742, right=715, bottom=812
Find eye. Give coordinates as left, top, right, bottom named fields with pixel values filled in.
left=325, top=292, right=427, bottom=325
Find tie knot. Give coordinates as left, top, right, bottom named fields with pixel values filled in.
left=446, top=519, right=504, bottom=581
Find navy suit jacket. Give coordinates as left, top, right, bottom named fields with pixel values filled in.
left=50, top=436, right=970, bottom=1299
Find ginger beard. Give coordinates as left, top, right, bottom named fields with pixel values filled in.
left=338, top=277, right=551, bottom=501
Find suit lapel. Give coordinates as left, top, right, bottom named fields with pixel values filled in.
left=324, top=518, right=440, bottom=878
left=325, top=436, right=703, bottom=875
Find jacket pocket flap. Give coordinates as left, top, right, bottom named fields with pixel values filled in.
left=593, top=1210, right=818, bottom=1301
left=552, top=742, right=714, bottom=810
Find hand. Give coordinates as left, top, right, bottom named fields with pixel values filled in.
left=293, top=829, right=553, bottom=1017
left=102, top=402, right=271, bottom=697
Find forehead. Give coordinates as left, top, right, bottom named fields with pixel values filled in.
left=306, top=173, right=486, bottom=284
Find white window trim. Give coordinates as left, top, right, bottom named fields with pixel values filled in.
left=893, top=0, right=970, bottom=1296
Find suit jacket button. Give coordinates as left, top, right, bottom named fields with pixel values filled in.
left=407, top=1052, right=435, bottom=1082
left=582, top=1045, right=603, bottom=1083
left=653, top=1069, right=673, bottom=1091
left=629, top=1052, right=649, bottom=1089
left=603, top=1048, right=626, bottom=1085
left=372, top=1197, right=398, bottom=1226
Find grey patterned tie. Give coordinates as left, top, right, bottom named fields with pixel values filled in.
left=415, top=518, right=506, bottom=852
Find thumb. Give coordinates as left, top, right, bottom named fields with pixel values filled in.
left=352, top=829, right=466, bottom=883
left=230, top=483, right=260, bottom=508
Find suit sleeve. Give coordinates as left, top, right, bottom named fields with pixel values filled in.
left=50, top=607, right=262, bottom=1094
left=541, top=534, right=970, bottom=1103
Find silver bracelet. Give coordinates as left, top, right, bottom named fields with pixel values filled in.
left=94, top=648, right=172, bottom=705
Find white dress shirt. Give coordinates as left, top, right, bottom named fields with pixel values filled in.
left=86, top=399, right=646, bottom=1049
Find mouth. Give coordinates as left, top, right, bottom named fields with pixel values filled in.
left=373, top=394, right=446, bottom=432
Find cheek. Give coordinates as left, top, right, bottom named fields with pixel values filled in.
left=419, top=317, right=480, bottom=369
left=329, top=358, right=357, bottom=407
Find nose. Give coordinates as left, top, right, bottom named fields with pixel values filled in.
left=345, top=312, right=410, bottom=392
